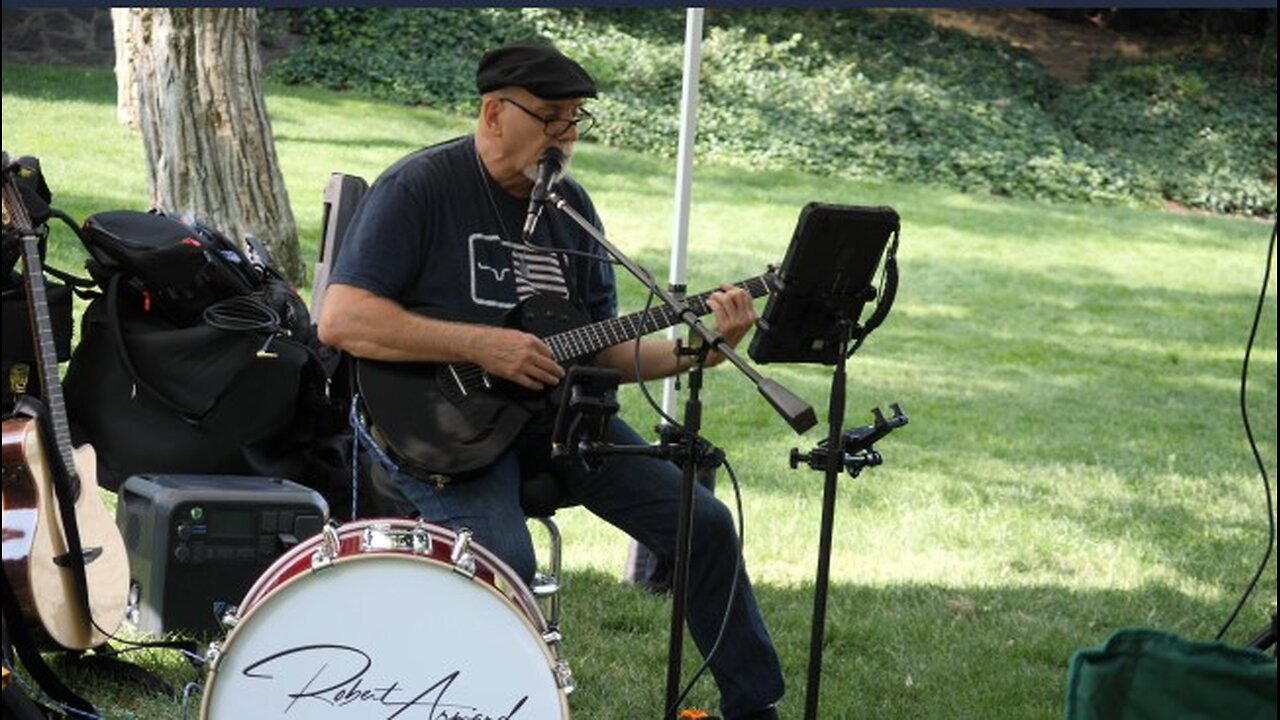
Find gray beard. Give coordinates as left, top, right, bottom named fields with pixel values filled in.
left=521, top=150, right=573, bottom=184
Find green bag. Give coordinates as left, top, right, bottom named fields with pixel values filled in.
left=1065, top=628, right=1277, bottom=720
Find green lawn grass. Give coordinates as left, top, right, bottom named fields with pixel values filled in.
left=3, top=63, right=1276, bottom=719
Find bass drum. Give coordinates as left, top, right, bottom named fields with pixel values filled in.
left=201, top=519, right=572, bottom=719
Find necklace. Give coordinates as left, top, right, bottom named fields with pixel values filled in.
left=474, top=141, right=552, bottom=290
left=473, top=141, right=518, bottom=246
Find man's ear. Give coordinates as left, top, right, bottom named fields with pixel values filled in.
left=480, top=96, right=504, bottom=136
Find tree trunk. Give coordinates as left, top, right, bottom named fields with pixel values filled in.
left=111, top=8, right=139, bottom=127
left=128, top=7, right=303, bottom=283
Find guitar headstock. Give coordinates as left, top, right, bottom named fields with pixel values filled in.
left=2, top=152, right=53, bottom=236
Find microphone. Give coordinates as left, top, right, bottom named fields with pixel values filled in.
left=522, top=146, right=566, bottom=242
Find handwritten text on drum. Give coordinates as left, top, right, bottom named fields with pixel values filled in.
left=240, top=644, right=530, bottom=719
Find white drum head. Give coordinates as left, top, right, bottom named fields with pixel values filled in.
left=202, top=553, right=568, bottom=719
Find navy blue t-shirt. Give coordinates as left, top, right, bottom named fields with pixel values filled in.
left=330, top=136, right=617, bottom=326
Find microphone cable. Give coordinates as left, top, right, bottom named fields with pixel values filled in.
left=666, top=456, right=747, bottom=718
left=1215, top=219, right=1277, bottom=643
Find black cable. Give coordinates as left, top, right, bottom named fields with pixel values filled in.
left=202, top=293, right=280, bottom=333
left=666, top=457, right=747, bottom=717
left=632, top=283, right=684, bottom=431
left=1, top=655, right=103, bottom=719
left=622, top=284, right=749, bottom=715
left=181, top=681, right=204, bottom=720
left=1215, top=220, right=1277, bottom=642
left=507, top=238, right=625, bottom=266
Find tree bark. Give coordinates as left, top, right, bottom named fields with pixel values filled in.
left=127, top=7, right=303, bottom=283
left=111, top=8, right=139, bottom=127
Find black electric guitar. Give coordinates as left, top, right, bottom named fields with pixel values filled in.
left=357, top=274, right=776, bottom=476
left=1, top=160, right=129, bottom=650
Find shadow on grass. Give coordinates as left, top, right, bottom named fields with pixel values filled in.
left=1, top=63, right=116, bottom=105
left=566, top=569, right=1271, bottom=719
left=48, top=567, right=1268, bottom=719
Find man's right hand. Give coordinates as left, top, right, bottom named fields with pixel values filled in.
left=467, top=326, right=565, bottom=390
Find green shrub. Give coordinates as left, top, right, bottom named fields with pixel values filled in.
left=269, top=7, right=1277, bottom=217
left=1055, top=56, right=1277, bottom=215
left=272, top=8, right=533, bottom=112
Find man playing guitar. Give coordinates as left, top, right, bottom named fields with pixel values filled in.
left=318, top=44, right=783, bottom=720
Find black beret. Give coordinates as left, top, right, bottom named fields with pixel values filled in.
left=476, top=43, right=597, bottom=100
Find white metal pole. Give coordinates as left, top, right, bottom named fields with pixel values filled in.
left=662, top=7, right=705, bottom=416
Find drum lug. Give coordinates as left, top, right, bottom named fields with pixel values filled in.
left=411, top=519, right=432, bottom=555
left=553, top=656, right=576, bottom=695
left=311, top=521, right=342, bottom=569
left=205, top=641, right=223, bottom=671
left=219, top=606, right=240, bottom=631
left=451, top=527, right=477, bottom=579
left=542, top=630, right=574, bottom=694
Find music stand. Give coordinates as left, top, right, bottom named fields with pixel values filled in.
left=749, top=202, right=900, bottom=720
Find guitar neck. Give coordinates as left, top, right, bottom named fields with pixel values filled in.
left=5, top=173, right=79, bottom=482
left=543, top=274, right=773, bottom=363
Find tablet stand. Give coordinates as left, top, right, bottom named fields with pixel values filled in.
left=749, top=202, right=905, bottom=720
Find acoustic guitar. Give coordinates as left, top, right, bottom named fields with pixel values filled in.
left=1, top=159, right=129, bottom=651
left=357, top=273, right=776, bottom=476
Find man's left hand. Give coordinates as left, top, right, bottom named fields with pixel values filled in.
left=706, top=283, right=757, bottom=366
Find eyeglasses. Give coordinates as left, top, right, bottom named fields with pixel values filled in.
left=500, top=97, right=595, bottom=139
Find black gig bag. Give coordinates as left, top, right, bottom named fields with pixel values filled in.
left=63, top=262, right=315, bottom=492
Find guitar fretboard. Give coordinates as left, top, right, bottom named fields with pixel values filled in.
left=543, top=275, right=773, bottom=362
left=5, top=173, right=79, bottom=486
left=443, top=274, right=773, bottom=396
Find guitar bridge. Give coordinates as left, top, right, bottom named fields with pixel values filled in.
left=54, top=546, right=103, bottom=567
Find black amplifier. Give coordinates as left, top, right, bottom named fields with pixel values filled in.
left=115, top=474, right=328, bottom=636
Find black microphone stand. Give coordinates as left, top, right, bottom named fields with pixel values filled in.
left=543, top=189, right=814, bottom=719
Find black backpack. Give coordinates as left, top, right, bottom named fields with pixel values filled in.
left=63, top=210, right=337, bottom=492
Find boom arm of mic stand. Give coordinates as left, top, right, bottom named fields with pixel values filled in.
left=545, top=190, right=816, bottom=434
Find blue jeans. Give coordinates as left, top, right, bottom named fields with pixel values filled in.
left=370, top=415, right=784, bottom=718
